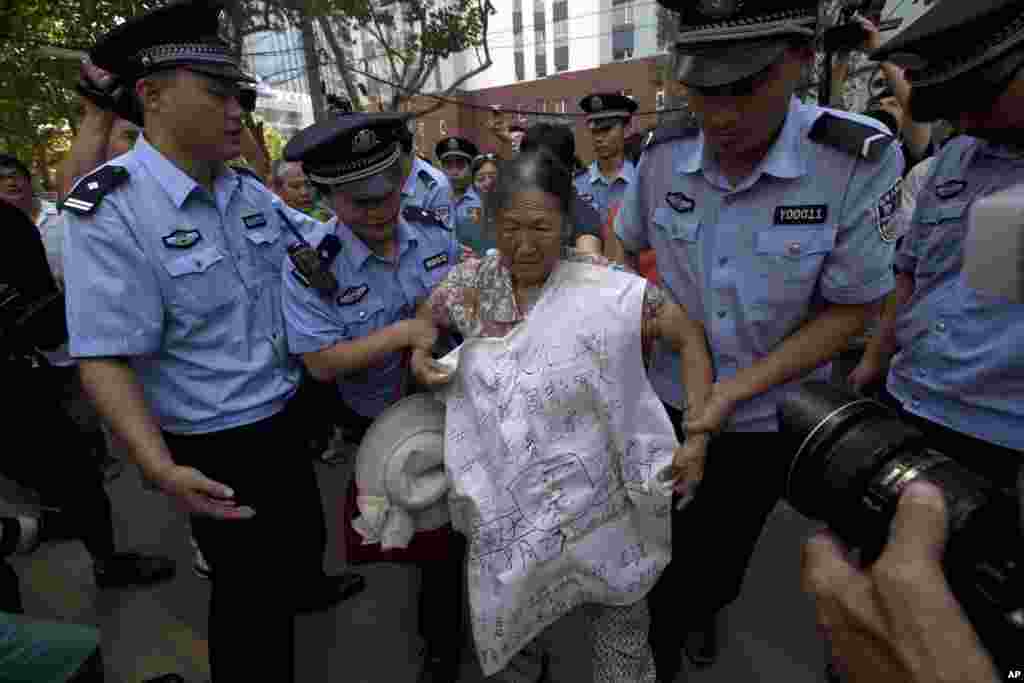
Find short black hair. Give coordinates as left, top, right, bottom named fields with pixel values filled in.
left=0, top=154, right=31, bottom=181
left=520, top=123, right=575, bottom=170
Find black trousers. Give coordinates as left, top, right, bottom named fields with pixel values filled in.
left=647, top=403, right=788, bottom=682
left=337, top=398, right=466, bottom=666
left=1, top=366, right=115, bottom=561
left=163, top=401, right=328, bottom=683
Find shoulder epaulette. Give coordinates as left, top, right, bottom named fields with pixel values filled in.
left=232, top=165, right=265, bottom=185
left=403, top=206, right=450, bottom=231
left=643, top=122, right=699, bottom=151
left=61, top=165, right=130, bottom=215
left=416, top=168, right=438, bottom=189
left=809, top=113, right=894, bottom=162
left=315, top=233, right=342, bottom=266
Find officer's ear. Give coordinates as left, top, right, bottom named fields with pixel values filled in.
left=135, top=69, right=178, bottom=120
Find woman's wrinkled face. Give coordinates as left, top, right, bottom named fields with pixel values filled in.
left=495, top=188, right=563, bottom=288
left=475, top=161, right=498, bottom=193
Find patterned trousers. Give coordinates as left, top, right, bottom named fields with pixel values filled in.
left=486, top=600, right=656, bottom=683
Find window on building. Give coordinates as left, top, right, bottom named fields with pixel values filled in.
left=613, top=0, right=634, bottom=27
left=656, top=89, right=666, bottom=110
left=558, top=99, right=567, bottom=114
left=555, top=45, right=569, bottom=72
left=515, top=51, right=525, bottom=81
left=612, top=0, right=635, bottom=61
left=536, top=53, right=547, bottom=78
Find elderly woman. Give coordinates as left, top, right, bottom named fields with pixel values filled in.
left=411, top=150, right=714, bottom=682
left=473, top=153, right=499, bottom=195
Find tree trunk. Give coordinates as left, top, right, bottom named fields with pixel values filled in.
left=299, top=7, right=327, bottom=123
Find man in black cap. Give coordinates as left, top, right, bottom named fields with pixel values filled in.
left=61, top=1, right=365, bottom=680
left=281, top=113, right=465, bottom=683
left=611, top=1, right=904, bottom=678
left=575, top=93, right=640, bottom=228
left=811, top=4, right=1024, bottom=676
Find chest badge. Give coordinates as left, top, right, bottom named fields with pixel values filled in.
left=162, top=229, right=202, bottom=249
left=424, top=252, right=449, bottom=271
left=665, top=192, right=696, bottom=214
left=242, top=212, right=268, bottom=229
left=935, top=179, right=968, bottom=200
left=336, top=284, right=369, bottom=306
left=876, top=179, right=903, bottom=243
left=774, top=204, right=828, bottom=225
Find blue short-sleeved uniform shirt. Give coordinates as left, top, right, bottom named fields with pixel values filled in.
left=574, top=159, right=636, bottom=228
left=282, top=214, right=459, bottom=419
left=402, top=156, right=453, bottom=229
left=63, top=136, right=320, bottom=434
left=452, top=186, right=493, bottom=255
left=616, top=98, right=902, bottom=431
left=888, top=136, right=1024, bottom=451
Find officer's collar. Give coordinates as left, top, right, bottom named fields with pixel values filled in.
left=677, top=97, right=808, bottom=180
left=335, top=215, right=416, bottom=271
left=135, top=135, right=238, bottom=208
left=589, top=158, right=636, bottom=185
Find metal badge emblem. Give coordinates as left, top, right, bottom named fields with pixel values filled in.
left=590, top=96, right=603, bottom=112
left=448, top=138, right=460, bottom=151
left=352, top=129, right=378, bottom=154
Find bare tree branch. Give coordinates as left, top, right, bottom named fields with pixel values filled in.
left=315, top=13, right=365, bottom=111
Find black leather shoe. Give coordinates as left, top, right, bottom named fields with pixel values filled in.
left=294, top=571, right=366, bottom=614
left=94, top=552, right=176, bottom=589
left=682, top=616, right=719, bottom=669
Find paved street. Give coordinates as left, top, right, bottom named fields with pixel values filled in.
left=3, top=457, right=828, bottom=683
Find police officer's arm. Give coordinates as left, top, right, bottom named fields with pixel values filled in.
left=691, top=143, right=904, bottom=433
left=66, top=206, right=249, bottom=519
left=609, top=177, right=644, bottom=271
left=281, top=265, right=436, bottom=383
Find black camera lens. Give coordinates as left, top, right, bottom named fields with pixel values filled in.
left=780, top=382, right=1024, bottom=673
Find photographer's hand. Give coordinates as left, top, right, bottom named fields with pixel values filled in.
left=802, top=482, right=1000, bottom=683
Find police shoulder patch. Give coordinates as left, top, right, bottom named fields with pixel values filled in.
left=643, top=121, right=699, bottom=152
left=61, top=165, right=130, bottom=215
left=808, top=112, right=893, bottom=162
left=876, top=178, right=903, bottom=243
left=403, top=206, right=450, bottom=231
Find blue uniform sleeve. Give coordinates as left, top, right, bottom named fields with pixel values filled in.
left=281, top=263, right=347, bottom=355
left=273, top=200, right=325, bottom=247
left=427, top=174, right=454, bottom=230
left=819, top=141, right=903, bottom=304
left=64, top=202, right=164, bottom=358
left=613, top=173, right=650, bottom=253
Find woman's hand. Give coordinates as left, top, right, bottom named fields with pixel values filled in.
left=685, top=380, right=742, bottom=437
left=670, top=434, right=709, bottom=501
left=411, top=348, right=453, bottom=388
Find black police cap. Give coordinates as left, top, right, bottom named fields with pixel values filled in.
left=90, top=0, right=255, bottom=86
left=579, top=93, right=638, bottom=129
left=435, top=137, right=480, bottom=162
left=873, top=0, right=1024, bottom=89
left=284, top=113, right=407, bottom=197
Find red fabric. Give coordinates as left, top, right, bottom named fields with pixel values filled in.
left=605, top=204, right=659, bottom=284
left=342, top=480, right=459, bottom=565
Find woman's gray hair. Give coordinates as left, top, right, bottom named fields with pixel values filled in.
left=483, top=150, right=575, bottom=241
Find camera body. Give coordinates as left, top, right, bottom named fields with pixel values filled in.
left=779, top=382, right=1023, bottom=673
left=0, top=283, right=67, bottom=361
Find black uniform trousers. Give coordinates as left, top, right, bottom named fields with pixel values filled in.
left=163, top=399, right=327, bottom=683
left=336, top=398, right=467, bottom=669
left=647, top=403, right=788, bottom=682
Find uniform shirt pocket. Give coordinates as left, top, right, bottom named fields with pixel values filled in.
left=653, top=207, right=700, bottom=242
left=755, top=228, right=837, bottom=282
left=161, top=245, right=234, bottom=313
left=335, top=295, right=390, bottom=342
left=244, top=227, right=285, bottom=278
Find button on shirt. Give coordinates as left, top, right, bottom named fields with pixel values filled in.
left=889, top=136, right=1024, bottom=451
left=282, top=215, right=459, bottom=420
left=453, top=186, right=493, bottom=255
left=616, top=98, right=901, bottom=431
left=574, top=159, right=636, bottom=228
left=402, top=157, right=453, bottom=229
left=64, top=136, right=319, bottom=434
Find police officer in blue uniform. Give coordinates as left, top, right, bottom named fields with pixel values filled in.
left=61, top=2, right=364, bottom=680
left=399, top=123, right=454, bottom=229
left=611, top=1, right=904, bottom=678
left=856, top=2, right=1024, bottom=485
left=436, top=136, right=492, bottom=255
left=575, top=92, right=639, bottom=227
left=281, top=113, right=465, bottom=683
